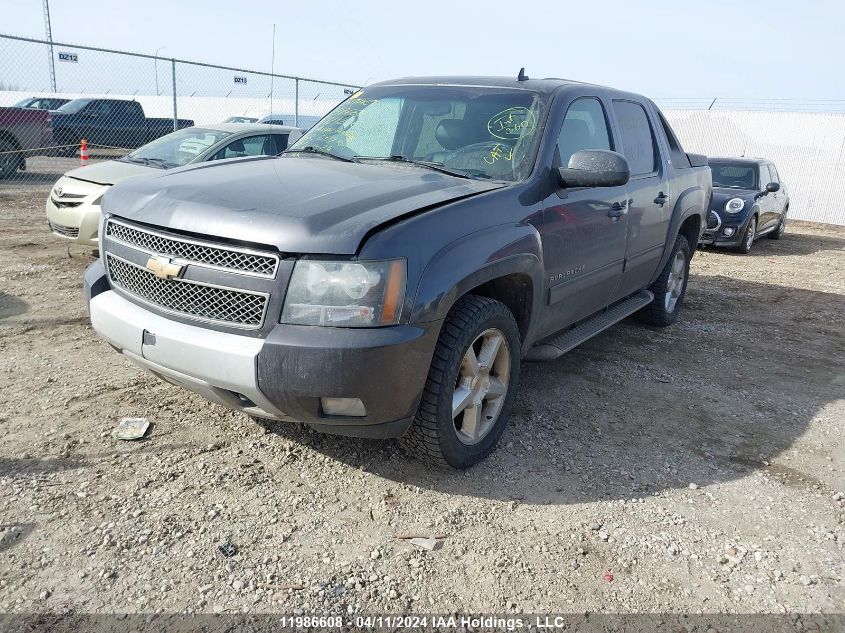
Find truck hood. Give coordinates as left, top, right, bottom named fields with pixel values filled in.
left=102, top=156, right=504, bottom=254
left=65, top=159, right=156, bottom=186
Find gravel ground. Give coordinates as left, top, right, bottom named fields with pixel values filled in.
left=1, top=186, right=843, bottom=617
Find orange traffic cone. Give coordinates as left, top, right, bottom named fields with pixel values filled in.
left=79, top=138, right=89, bottom=166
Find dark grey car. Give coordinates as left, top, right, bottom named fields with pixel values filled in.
left=700, top=157, right=790, bottom=253
left=85, top=75, right=711, bottom=468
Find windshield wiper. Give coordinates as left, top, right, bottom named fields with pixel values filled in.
left=120, top=156, right=173, bottom=169
left=358, top=155, right=478, bottom=179
left=283, top=146, right=358, bottom=162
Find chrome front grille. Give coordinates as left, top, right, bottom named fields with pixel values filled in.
left=106, top=219, right=278, bottom=277
left=49, top=221, right=80, bottom=238
left=106, top=254, right=268, bottom=328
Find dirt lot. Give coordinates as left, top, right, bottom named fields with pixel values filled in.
left=1, top=185, right=843, bottom=617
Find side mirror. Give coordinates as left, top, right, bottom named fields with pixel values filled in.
left=765, top=181, right=780, bottom=193
left=557, top=149, right=630, bottom=189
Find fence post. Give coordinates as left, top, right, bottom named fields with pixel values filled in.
left=295, top=78, right=299, bottom=127
left=171, top=59, right=178, bottom=132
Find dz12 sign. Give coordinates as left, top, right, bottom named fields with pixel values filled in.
left=58, top=52, right=78, bottom=63
left=234, top=76, right=247, bottom=85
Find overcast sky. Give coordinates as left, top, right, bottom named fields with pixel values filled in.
left=4, top=0, right=844, bottom=101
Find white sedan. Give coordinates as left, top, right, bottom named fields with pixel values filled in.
left=46, top=123, right=304, bottom=247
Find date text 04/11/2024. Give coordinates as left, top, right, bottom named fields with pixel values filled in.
left=288, top=615, right=578, bottom=629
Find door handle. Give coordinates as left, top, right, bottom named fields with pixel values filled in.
left=608, top=200, right=628, bottom=218
left=654, top=192, right=670, bottom=206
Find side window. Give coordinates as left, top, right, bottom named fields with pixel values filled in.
left=612, top=100, right=657, bottom=176
left=556, top=97, right=611, bottom=168
left=656, top=109, right=690, bottom=168
left=212, top=135, right=273, bottom=160
left=768, top=164, right=780, bottom=183
left=86, top=101, right=111, bottom=116
left=760, top=165, right=772, bottom=186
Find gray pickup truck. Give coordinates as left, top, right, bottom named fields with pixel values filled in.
left=85, top=74, right=711, bottom=468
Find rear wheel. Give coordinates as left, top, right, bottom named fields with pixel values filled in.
left=769, top=210, right=787, bottom=239
left=736, top=216, right=757, bottom=253
left=401, top=295, right=520, bottom=469
left=0, top=138, right=20, bottom=179
left=638, top=233, right=691, bottom=327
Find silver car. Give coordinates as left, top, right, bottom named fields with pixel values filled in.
left=46, top=123, right=305, bottom=247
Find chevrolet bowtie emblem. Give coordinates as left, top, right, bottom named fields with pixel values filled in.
left=145, top=255, right=184, bottom=280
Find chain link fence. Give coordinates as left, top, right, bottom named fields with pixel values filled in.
left=0, top=33, right=358, bottom=188
left=2, top=32, right=844, bottom=225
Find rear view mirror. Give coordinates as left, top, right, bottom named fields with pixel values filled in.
left=557, top=149, right=630, bottom=189
left=765, top=181, right=780, bottom=193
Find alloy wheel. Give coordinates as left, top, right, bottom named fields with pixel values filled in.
left=664, top=250, right=686, bottom=313
left=452, top=328, right=511, bottom=445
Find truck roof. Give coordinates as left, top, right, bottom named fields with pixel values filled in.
left=370, top=75, right=655, bottom=105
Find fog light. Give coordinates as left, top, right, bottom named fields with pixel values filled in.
left=723, top=227, right=735, bottom=237
left=321, top=397, right=366, bottom=417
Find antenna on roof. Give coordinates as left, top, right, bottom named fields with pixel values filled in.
left=517, top=67, right=528, bottom=82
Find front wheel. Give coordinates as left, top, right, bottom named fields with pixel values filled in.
left=401, top=295, right=521, bottom=469
left=637, top=233, right=691, bottom=327
left=736, top=216, right=757, bottom=253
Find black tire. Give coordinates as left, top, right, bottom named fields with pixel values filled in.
left=401, top=295, right=521, bottom=469
left=637, top=233, right=691, bottom=327
left=0, top=138, right=20, bottom=179
left=768, top=210, right=787, bottom=240
left=735, top=215, right=757, bottom=253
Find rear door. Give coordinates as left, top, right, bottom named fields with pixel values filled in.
left=610, top=99, right=670, bottom=299
left=82, top=100, right=111, bottom=146
left=540, top=96, right=630, bottom=334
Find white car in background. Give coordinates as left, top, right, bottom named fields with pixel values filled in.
left=46, top=123, right=304, bottom=247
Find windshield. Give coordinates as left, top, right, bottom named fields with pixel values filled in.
left=224, top=116, right=259, bottom=123
left=12, top=98, right=35, bottom=108
left=709, top=162, right=758, bottom=189
left=56, top=99, right=92, bottom=114
left=290, top=85, right=548, bottom=181
left=123, top=128, right=232, bottom=168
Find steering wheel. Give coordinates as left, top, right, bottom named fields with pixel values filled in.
left=446, top=141, right=516, bottom=179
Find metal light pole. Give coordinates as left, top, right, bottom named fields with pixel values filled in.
left=42, top=0, right=56, bottom=92
left=154, top=46, right=167, bottom=95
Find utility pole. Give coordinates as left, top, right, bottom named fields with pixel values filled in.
left=43, top=0, right=57, bottom=92
left=269, top=24, right=276, bottom=115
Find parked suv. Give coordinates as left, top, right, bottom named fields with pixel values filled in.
left=85, top=75, right=710, bottom=468
left=700, top=157, right=789, bottom=253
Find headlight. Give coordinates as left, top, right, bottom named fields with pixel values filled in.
left=281, top=259, right=406, bottom=327
left=724, top=197, right=745, bottom=213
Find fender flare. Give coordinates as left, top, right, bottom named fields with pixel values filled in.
left=650, top=185, right=707, bottom=285
left=410, top=222, right=545, bottom=333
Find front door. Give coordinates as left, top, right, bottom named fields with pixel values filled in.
left=757, top=164, right=778, bottom=231
left=539, top=96, right=629, bottom=336
left=610, top=99, right=671, bottom=298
